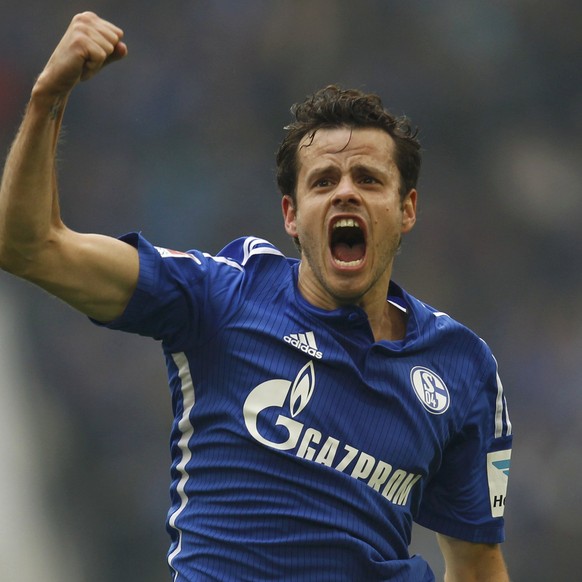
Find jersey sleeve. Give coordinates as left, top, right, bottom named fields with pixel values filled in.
left=91, top=232, right=245, bottom=353
left=414, top=350, right=513, bottom=543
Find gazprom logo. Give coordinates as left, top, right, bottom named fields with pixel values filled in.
left=242, top=363, right=422, bottom=506
left=410, top=366, right=450, bottom=414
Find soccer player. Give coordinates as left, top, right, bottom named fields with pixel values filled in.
left=0, top=12, right=512, bottom=581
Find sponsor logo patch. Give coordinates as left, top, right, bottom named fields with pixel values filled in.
left=487, top=449, right=511, bottom=517
left=155, top=246, right=201, bottom=264
left=243, top=363, right=421, bottom=506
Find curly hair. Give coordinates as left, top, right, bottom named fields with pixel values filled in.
left=276, top=85, right=421, bottom=203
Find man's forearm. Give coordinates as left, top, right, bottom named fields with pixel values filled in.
left=1, top=11, right=127, bottom=277
left=0, top=87, right=69, bottom=274
left=438, top=535, right=510, bottom=582
left=445, top=572, right=510, bottom=582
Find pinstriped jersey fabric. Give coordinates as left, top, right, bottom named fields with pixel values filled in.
left=99, top=233, right=512, bottom=581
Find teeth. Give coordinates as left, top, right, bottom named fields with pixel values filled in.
left=333, top=258, right=364, bottom=267
left=333, top=218, right=360, bottom=229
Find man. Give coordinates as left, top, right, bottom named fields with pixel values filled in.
left=0, top=12, right=512, bottom=581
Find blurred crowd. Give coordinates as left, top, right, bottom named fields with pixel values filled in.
left=1, top=1, right=581, bottom=580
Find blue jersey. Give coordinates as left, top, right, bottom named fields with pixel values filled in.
left=99, top=234, right=512, bottom=581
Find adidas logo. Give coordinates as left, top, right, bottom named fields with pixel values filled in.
left=283, top=331, right=323, bottom=360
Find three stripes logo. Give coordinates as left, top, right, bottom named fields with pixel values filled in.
left=283, top=331, right=323, bottom=360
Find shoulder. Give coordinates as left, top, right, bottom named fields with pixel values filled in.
left=210, top=236, right=296, bottom=283
left=137, top=234, right=292, bottom=278
left=397, top=284, right=484, bottom=344
left=396, top=283, right=496, bottom=374
left=401, top=288, right=509, bottom=427
left=213, top=236, right=289, bottom=269
left=119, top=233, right=295, bottom=300
left=204, top=236, right=297, bottom=303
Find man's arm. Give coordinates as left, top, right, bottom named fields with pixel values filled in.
left=437, top=534, right=510, bottom=582
left=0, top=12, right=138, bottom=322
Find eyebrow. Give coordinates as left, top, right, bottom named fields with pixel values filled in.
left=305, top=162, right=391, bottom=180
left=304, top=164, right=339, bottom=181
left=350, top=162, right=390, bottom=176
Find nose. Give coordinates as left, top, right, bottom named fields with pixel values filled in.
left=332, top=177, right=361, bottom=207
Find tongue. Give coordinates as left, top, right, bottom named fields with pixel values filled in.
left=333, top=242, right=365, bottom=263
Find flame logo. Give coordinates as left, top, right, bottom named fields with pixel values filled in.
left=289, top=361, right=315, bottom=418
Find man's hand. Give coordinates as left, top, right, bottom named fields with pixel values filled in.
left=34, top=12, right=127, bottom=98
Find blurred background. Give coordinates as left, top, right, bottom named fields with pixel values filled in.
left=1, top=0, right=580, bottom=580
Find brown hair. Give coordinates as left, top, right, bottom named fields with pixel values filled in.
left=276, top=85, right=421, bottom=203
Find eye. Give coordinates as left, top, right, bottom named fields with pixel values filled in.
left=359, top=175, right=379, bottom=185
left=313, top=177, right=333, bottom=189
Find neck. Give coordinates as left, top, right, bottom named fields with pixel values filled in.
left=367, top=300, right=407, bottom=342
left=295, top=265, right=406, bottom=342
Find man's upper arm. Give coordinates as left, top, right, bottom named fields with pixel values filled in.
left=18, top=226, right=139, bottom=322
left=437, top=534, right=509, bottom=582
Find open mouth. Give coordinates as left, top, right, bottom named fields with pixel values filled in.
left=330, top=217, right=366, bottom=267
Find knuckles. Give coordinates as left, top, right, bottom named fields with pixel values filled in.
left=72, top=11, right=100, bottom=24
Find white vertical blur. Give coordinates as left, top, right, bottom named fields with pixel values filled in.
left=0, top=285, right=81, bottom=582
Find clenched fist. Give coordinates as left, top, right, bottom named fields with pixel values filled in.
left=34, top=12, right=127, bottom=98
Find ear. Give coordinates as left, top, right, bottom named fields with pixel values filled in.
left=401, top=189, right=417, bottom=234
left=282, top=195, right=298, bottom=237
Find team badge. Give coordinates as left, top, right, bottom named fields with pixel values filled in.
left=410, top=366, right=450, bottom=414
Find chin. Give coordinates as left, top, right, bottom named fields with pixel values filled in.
left=327, top=282, right=368, bottom=305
